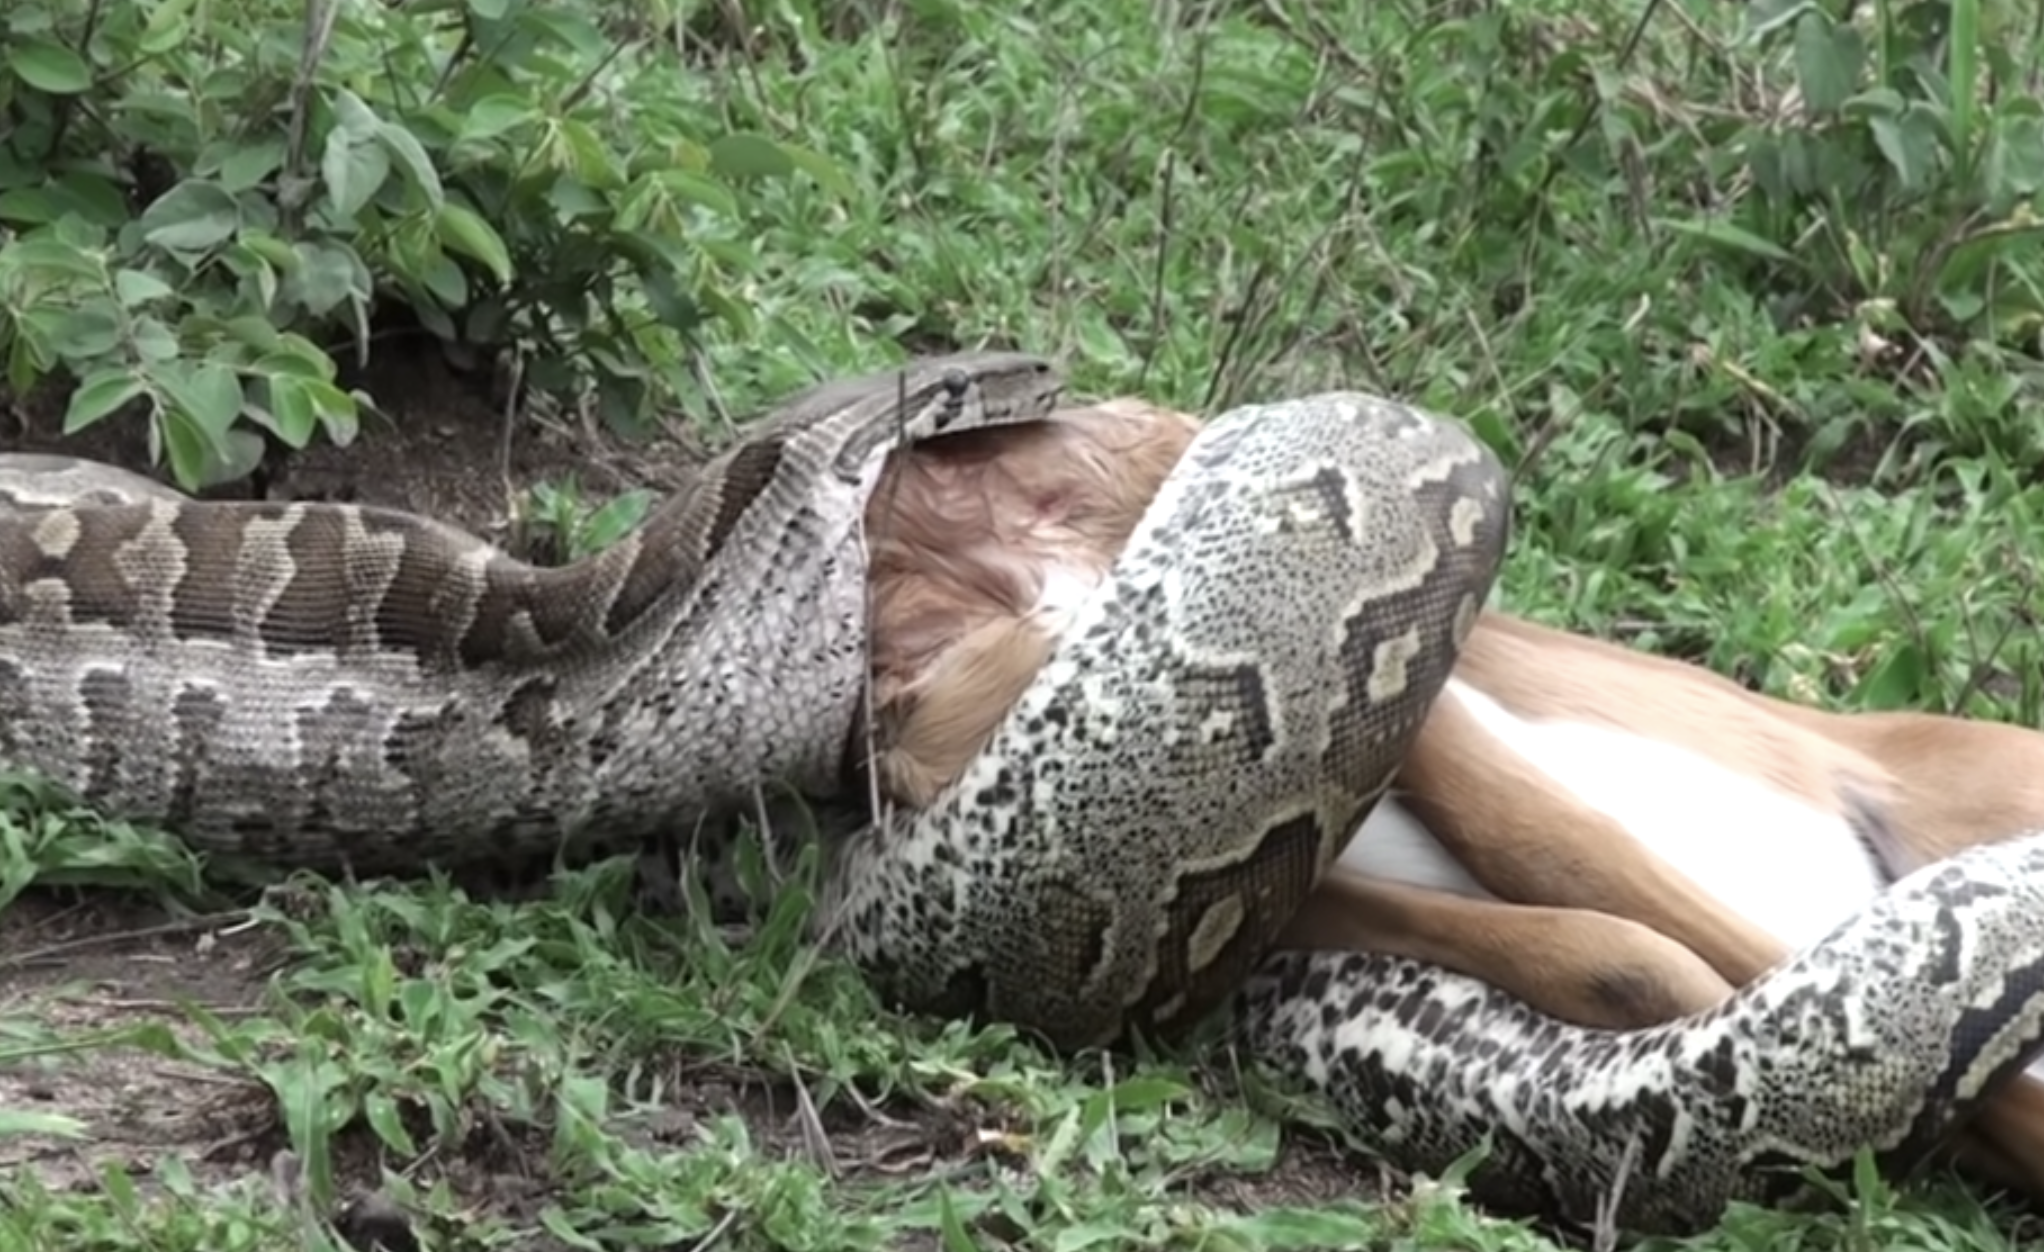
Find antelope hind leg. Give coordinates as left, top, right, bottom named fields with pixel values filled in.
left=1341, top=670, right=2044, bottom=1197
left=1391, top=683, right=1789, bottom=988
left=1280, top=871, right=1736, bottom=1030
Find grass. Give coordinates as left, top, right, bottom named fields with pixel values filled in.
left=8, top=0, right=2044, bottom=1247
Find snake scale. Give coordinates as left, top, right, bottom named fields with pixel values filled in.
left=6, top=352, right=2044, bottom=1236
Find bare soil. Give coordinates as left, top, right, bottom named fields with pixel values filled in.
left=0, top=331, right=706, bottom=543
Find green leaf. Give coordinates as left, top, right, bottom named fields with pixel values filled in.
left=270, top=333, right=338, bottom=378
left=639, top=266, right=702, bottom=333
left=554, top=119, right=622, bottom=187
left=936, top=1189, right=981, bottom=1252
left=224, top=317, right=283, bottom=353
left=250, top=352, right=322, bottom=383
left=320, top=132, right=391, bottom=221
left=1868, top=105, right=1944, bottom=192
left=219, top=429, right=268, bottom=484
left=157, top=407, right=224, bottom=492
left=516, top=8, right=609, bottom=60
left=1211, top=1206, right=1378, bottom=1248
left=1744, top=0, right=1817, bottom=40
left=330, top=89, right=382, bottom=139
left=409, top=297, right=458, bottom=343
left=1854, top=640, right=1930, bottom=710
left=0, top=1109, right=89, bottom=1137
left=1096, top=1074, right=1192, bottom=1112
left=376, top=122, right=445, bottom=206
left=697, top=282, right=753, bottom=338
left=458, top=95, right=533, bottom=144
left=1655, top=217, right=1798, bottom=264
left=263, top=373, right=318, bottom=447
left=421, top=255, right=469, bottom=307
left=139, top=180, right=241, bottom=252
left=2, top=252, right=101, bottom=298
left=238, top=232, right=303, bottom=272
left=1792, top=12, right=1862, bottom=116
left=58, top=304, right=122, bottom=358
left=0, top=188, right=62, bottom=226
left=581, top=490, right=653, bottom=552
left=238, top=252, right=281, bottom=314
left=364, top=1090, right=417, bottom=1156
left=139, top=0, right=194, bottom=55
left=128, top=316, right=181, bottom=363
left=7, top=39, right=91, bottom=94
left=299, top=379, right=360, bottom=444
left=654, top=170, right=738, bottom=217
left=12, top=309, right=68, bottom=364
left=1987, top=114, right=2044, bottom=202
left=777, top=141, right=858, bottom=199
left=434, top=203, right=513, bottom=283
left=216, top=140, right=285, bottom=194
left=283, top=242, right=371, bottom=319
left=708, top=133, right=796, bottom=181
left=114, top=268, right=176, bottom=306
left=547, top=177, right=607, bottom=221
left=49, top=173, right=130, bottom=227
left=1, top=232, right=107, bottom=283
left=63, top=368, right=147, bottom=433
left=154, top=360, right=245, bottom=437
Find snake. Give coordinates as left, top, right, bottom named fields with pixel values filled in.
left=6, top=354, right=2044, bottom=1237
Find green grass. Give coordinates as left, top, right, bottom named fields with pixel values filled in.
left=8, top=0, right=2044, bottom=1247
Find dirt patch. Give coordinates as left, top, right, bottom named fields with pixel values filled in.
left=0, top=893, right=284, bottom=1193
left=1, top=331, right=708, bottom=550
left=1, top=880, right=577, bottom=1244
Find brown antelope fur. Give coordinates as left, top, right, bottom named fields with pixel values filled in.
left=1292, top=613, right=1892, bottom=1012
left=863, top=398, right=1201, bottom=806
left=861, top=396, right=2044, bottom=1197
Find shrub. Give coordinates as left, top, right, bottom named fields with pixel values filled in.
left=0, top=0, right=848, bottom=488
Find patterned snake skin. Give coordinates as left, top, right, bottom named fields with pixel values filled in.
left=0, top=353, right=1062, bottom=875
left=822, top=392, right=1508, bottom=1046
left=1240, top=830, right=2044, bottom=1232
left=6, top=370, right=2044, bottom=1237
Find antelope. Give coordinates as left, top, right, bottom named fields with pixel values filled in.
left=861, top=395, right=2044, bottom=1197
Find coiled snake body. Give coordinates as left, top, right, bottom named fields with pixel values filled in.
left=0, top=355, right=1062, bottom=873
left=6, top=357, right=2044, bottom=1236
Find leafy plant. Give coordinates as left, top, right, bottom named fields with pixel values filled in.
left=519, top=476, right=655, bottom=563
left=0, top=0, right=852, bottom=488
left=1708, top=0, right=2044, bottom=349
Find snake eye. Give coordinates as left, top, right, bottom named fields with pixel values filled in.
left=933, top=368, right=971, bottom=428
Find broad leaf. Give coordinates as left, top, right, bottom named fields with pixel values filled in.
left=7, top=40, right=91, bottom=94
left=139, top=180, right=240, bottom=252
left=708, top=133, right=795, bottom=181
left=63, top=368, right=147, bottom=433
left=435, top=203, right=513, bottom=283
left=321, top=132, right=392, bottom=221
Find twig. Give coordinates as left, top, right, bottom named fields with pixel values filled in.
left=0, top=912, right=249, bottom=970
left=280, top=0, right=342, bottom=235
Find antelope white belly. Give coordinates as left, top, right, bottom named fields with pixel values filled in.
left=1338, top=677, right=1885, bottom=950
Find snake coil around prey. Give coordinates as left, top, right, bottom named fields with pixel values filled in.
left=5, top=363, right=2044, bottom=1236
